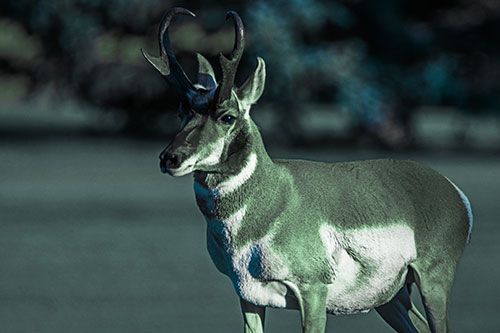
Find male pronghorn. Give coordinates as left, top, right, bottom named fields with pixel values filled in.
left=142, top=8, right=473, bottom=333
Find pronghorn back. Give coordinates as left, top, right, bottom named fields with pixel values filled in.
left=277, top=157, right=471, bottom=241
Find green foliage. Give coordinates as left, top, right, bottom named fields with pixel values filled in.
left=0, top=19, right=41, bottom=62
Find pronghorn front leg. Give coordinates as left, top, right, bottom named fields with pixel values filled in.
left=298, top=284, right=328, bottom=333
left=240, top=298, right=266, bottom=333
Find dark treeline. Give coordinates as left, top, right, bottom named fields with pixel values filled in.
left=1, top=0, right=499, bottom=148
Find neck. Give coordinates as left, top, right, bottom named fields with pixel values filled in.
left=193, top=119, right=280, bottom=222
left=193, top=119, right=290, bottom=251
left=194, top=119, right=274, bottom=192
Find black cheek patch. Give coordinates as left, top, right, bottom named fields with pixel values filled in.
left=226, top=129, right=249, bottom=157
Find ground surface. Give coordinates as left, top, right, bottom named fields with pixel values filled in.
left=0, top=137, right=498, bottom=332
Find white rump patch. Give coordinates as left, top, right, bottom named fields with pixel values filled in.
left=214, top=152, right=257, bottom=197
left=445, top=177, right=473, bottom=243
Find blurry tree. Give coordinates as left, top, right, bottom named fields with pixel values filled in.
left=1, top=0, right=499, bottom=147
left=245, top=0, right=500, bottom=148
left=0, top=0, right=241, bottom=135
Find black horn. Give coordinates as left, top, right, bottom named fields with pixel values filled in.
left=142, top=7, right=196, bottom=103
left=217, top=11, right=245, bottom=103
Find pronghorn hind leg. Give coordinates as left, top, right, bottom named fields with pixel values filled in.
left=408, top=297, right=430, bottom=333
left=407, top=268, right=431, bottom=332
left=410, top=263, right=455, bottom=333
left=296, top=284, right=328, bottom=333
left=239, top=298, right=266, bottom=333
left=375, top=283, right=418, bottom=333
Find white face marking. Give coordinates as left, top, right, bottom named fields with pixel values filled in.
left=319, top=223, right=417, bottom=314
left=197, top=137, right=225, bottom=167
left=170, top=138, right=225, bottom=176
left=170, top=154, right=198, bottom=176
left=214, top=152, right=257, bottom=197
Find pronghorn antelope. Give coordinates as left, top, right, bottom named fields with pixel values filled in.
left=142, top=8, right=473, bottom=333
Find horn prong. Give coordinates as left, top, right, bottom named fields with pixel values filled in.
left=145, top=7, right=196, bottom=101
left=141, top=48, right=170, bottom=76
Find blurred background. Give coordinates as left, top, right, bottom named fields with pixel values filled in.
left=0, top=0, right=499, bottom=332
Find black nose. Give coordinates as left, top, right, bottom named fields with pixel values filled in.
left=159, top=152, right=180, bottom=173
left=165, top=153, right=179, bottom=168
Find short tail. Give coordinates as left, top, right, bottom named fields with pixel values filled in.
left=445, top=177, right=473, bottom=244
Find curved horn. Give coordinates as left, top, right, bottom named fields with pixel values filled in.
left=217, top=11, right=245, bottom=103
left=142, top=7, right=196, bottom=102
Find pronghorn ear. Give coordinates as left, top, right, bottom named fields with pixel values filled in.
left=196, top=53, right=217, bottom=90
left=236, top=57, right=265, bottom=109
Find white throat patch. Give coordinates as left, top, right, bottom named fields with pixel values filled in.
left=214, top=152, right=257, bottom=197
left=224, top=204, right=247, bottom=245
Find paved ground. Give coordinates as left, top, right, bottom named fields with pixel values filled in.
left=0, top=137, right=498, bottom=332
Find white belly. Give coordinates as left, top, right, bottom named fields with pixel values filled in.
left=208, top=219, right=417, bottom=314
left=321, top=224, right=417, bottom=314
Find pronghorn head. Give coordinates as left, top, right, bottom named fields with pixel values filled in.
left=142, top=8, right=265, bottom=176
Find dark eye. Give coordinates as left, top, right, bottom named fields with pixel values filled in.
left=220, top=114, right=236, bottom=125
